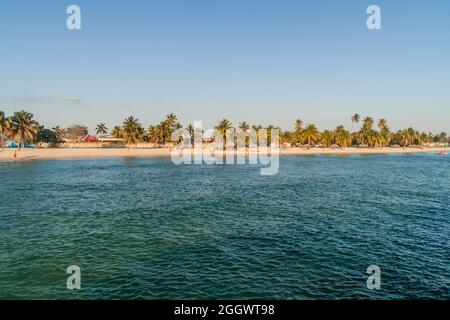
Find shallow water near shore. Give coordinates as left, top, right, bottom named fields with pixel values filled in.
left=0, top=153, right=449, bottom=299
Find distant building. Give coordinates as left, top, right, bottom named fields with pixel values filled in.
left=81, top=134, right=98, bottom=142
left=97, top=135, right=125, bottom=143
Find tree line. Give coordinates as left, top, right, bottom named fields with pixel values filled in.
left=0, top=110, right=448, bottom=150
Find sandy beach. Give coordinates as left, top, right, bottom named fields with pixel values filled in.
left=0, top=147, right=446, bottom=161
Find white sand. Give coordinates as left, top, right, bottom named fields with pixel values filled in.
left=0, top=147, right=446, bottom=161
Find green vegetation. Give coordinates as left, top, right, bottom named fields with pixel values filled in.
left=95, top=123, right=108, bottom=136
left=61, top=125, right=88, bottom=141
left=0, top=110, right=39, bottom=150
left=122, top=116, right=144, bottom=149
left=146, top=113, right=181, bottom=144
left=0, top=109, right=449, bottom=149
left=35, top=126, right=62, bottom=147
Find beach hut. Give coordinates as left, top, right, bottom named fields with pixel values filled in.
left=81, top=134, right=97, bottom=142
left=7, top=141, right=18, bottom=148
left=6, top=140, right=35, bottom=148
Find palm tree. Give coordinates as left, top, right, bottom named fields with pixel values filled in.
left=320, top=130, right=334, bottom=147
left=252, top=124, right=263, bottom=133
left=165, top=113, right=178, bottom=126
left=251, top=124, right=264, bottom=146
left=186, top=124, right=195, bottom=136
left=427, top=132, right=434, bottom=144
left=235, top=122, right=250, bottom=147
left=299, top=124, right=319, bottom=146
left=379, top=120, right=391, bottom=147
left=419, top=132, right=428, bottom=146
left=400, top=128, right=419, bottom=147
left=378, top=119, right=387, bottom=130
left=52, top=126, right=63, bottom=136
left=50, top=126, right=64, bottom=144
left=280, top=131, right=294, bottom=145
left=358, top=117, right=375, bottom=146
left=371, top=131, right=385, bottom=147
left=186, top=124, right=195, bottom=146
left=9, top=110, right=39, bottom=150
left=95, top=123, right=108, bottom=136
left=215, top=119, right=233, bottom=139
left=215, top=119, right=233, bottom=149
left=122, top=116, right=143, bottom=149
left=294, top=119, right=304, bottom=143
left=238, top=122, right=250, bottom=132
left=265, top=124, right=279, bottom=146
left=0, top=111, right=9, bottom=150
left=362, top=117, right=374, bottom=130
left=158, top=114, right=181, bottom=143
left=295, top=119, right=303, bottom=132
left=351, top=114, right=360, bottom=130
left=335, top=125, right=352, bottom=147
left=111, top=126, right=124, bottom=140
left=439, top=132, right=448, bottom=143
left=147, top=125, right=162, bottom=144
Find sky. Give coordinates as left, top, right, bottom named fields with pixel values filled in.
left=1, top=0, right=449, bottom=133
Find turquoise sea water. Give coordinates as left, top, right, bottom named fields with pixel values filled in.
left=0, top=154, right=449, bottom=299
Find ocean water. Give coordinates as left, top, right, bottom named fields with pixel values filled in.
left=0, top=153, right=449, bottom=299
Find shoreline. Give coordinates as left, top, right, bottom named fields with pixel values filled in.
left=0, top=147, right=447, bottom=161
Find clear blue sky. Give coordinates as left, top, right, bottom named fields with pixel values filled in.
left=1, top=0, right=449, bottom=133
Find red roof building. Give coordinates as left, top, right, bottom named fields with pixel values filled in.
left=81, top=134, right=97, bottom=142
